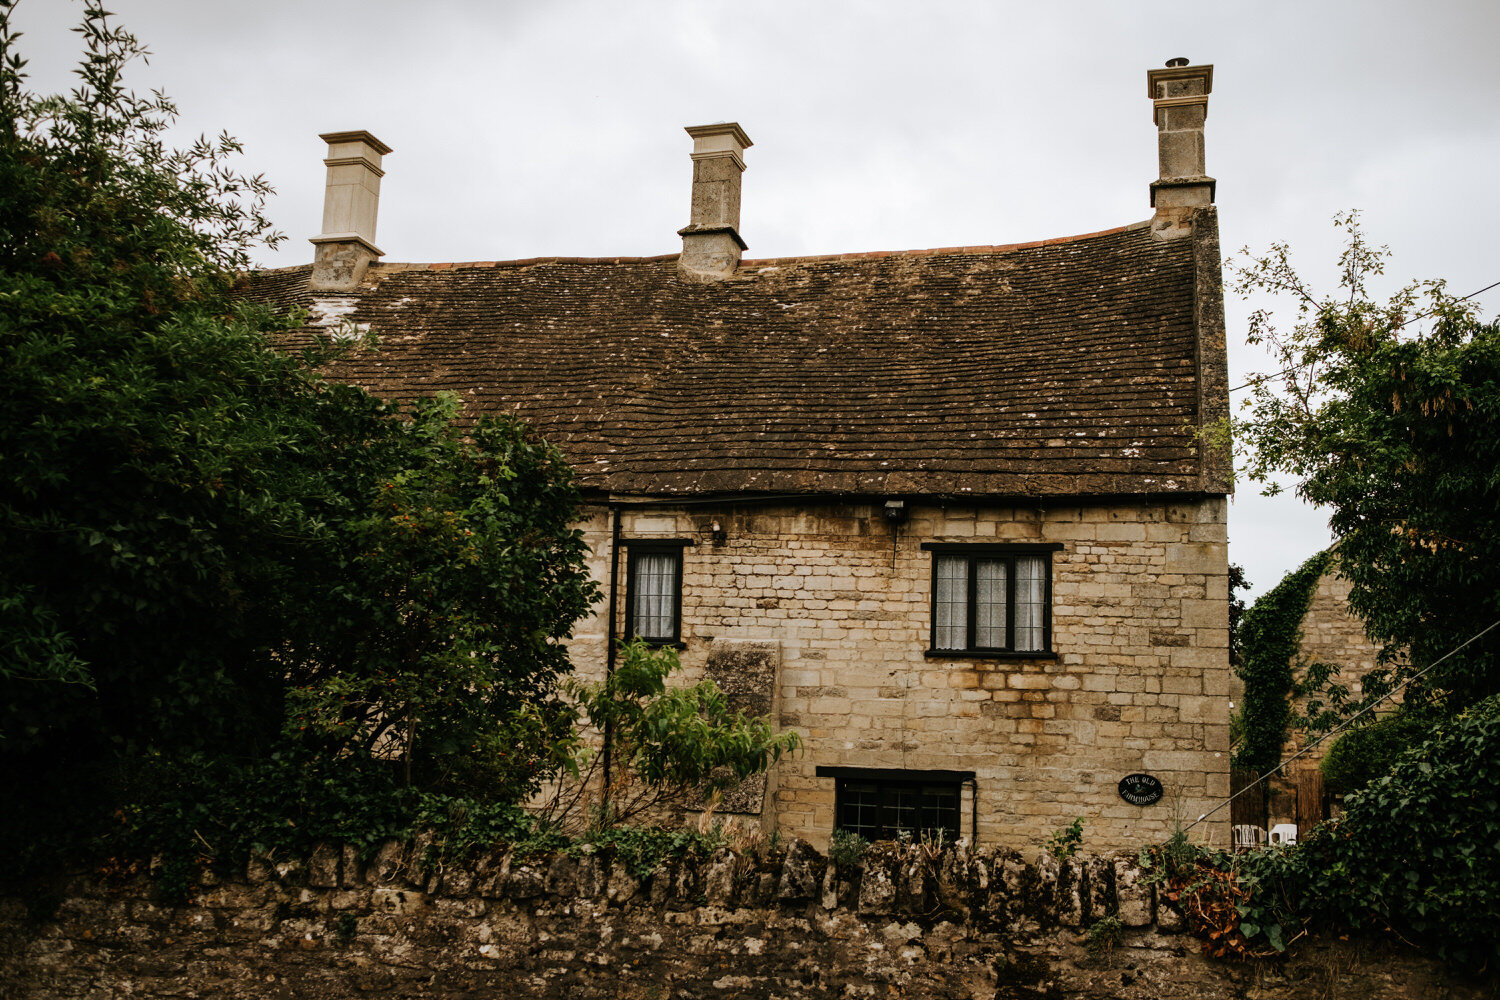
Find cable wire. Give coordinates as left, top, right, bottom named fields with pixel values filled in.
left=1184, top=616, right=1500, bottom=832
left=1229, top=278, right=1500, bottom=394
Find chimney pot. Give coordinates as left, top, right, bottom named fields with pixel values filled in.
left=1145, top=62, right=1214, bottom=239
left=310, top=130, right=391, bottom=292
left=677, top=122, right=752, bottom=280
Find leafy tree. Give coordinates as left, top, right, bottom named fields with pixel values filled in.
left=547, top=641, right=800, bottom=831
left=1, top=6, right=797, bottom=881
left=0, top=4, right=594, bottom=869
left=1232, top=212, right=1500, bottom=719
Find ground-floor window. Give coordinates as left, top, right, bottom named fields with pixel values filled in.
left=816, top=766, right=970, bottom=842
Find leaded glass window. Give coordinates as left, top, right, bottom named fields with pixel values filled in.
left=625, top=543, right=685, bottom=643
left=933, top=555, right=968, bottom=650
left=833, top=776, right=962, bottom=842
left=926, top=545, right=1058, bottom=655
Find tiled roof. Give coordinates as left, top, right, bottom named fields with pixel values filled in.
left=247, top=219, right=1227, bottom=499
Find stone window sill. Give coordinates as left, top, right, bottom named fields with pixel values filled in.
left=923, top=649, right=1058, bottom=661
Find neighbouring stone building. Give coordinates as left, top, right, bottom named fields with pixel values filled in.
left=1245, top=554, right=1386, bottom=832
left=1292, top=565, right=1382, bottom=720
left=248, top=60, right=1232, bottom=852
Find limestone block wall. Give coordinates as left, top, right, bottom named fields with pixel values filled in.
left=1291, top=570, right=1383, bottom=761
left=568, top=498, right=1232, bottom=852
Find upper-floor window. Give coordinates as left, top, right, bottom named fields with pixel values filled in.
left=923, top=543, right=1062, bottom=657
left=624, top=540, right=691, bottom=645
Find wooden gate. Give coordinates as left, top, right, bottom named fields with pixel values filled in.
left=1230, top=766, right=1267, bottom=830
left=1295, top=768, right=1327, bottom=829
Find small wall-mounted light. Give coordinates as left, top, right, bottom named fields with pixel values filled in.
left=709, top=520, right=727, bottom=545
left=882, top=499, right=908, bottom=525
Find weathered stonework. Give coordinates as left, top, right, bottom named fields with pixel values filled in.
left=571, top=497, right=1232, bottom=852
left=1291, top=569, right=1382, bottom=740
left=242, top=64, right=1239, bottom=864
left=703, top=638, right=781, bottom=817
left=1258, top=564, right=1388, bottom=829
left=2, top=842, right=1485, bottom=1000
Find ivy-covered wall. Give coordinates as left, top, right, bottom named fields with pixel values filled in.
left=1234, top=551, right=1331, bottom=773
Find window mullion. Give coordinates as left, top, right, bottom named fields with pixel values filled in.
left=1005, top=555, right=1016, bottom=652
left=965, top=556, right=977, bottom=652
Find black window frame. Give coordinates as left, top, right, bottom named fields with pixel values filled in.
left=622, top=538, right=693, bottom=647
left=922, top=542, right=1062, bottom=659
left=817, top=766, right=971, bottom=843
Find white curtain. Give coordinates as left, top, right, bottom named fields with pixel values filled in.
left=974, top=559, right=1008, bottom=648
left=1014, top=556, right=1046, bottom=650
left=933, top=555, right=968, bottom=649
left=632, top=552, right=676, bottom=638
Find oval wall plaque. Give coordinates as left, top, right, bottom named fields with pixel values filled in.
left=1118, top=773, right=1164, bottom=806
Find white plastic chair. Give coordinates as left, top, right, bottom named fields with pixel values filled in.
left=1268, top=823, right=1298, bottom=846
left=1233, top=824, right=1266, bottom=851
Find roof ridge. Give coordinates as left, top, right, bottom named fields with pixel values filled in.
left=246, top=263, right=314, bottom=275
left=741, top=221, right=1149, bottom=267
left=247, top=220, right=1151, bottom=277
left=376, top=254, right=680, bottom=273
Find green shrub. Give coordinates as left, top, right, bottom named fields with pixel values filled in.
left=829, top=830, right=870, bottom=869
left=113, top=750, right=537, bottom=887
left=581, top=825, right=725, bottom=881
left=1238, top=694, right=1500, bottom=970
left=1319, top=712, right=1429, bottom=794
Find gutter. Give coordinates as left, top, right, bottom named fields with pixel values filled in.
left=600, top=502, right=621, bottom=821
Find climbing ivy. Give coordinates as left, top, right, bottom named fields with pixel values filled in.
left=1233, top=551, right=1331, bottom=772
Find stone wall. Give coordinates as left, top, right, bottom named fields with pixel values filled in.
left=1291, top=569, right=1383, bottom=759
left=1, top=841, right=1482, bottom=1000
left=570, top=497, right=1232, bottom=851
left=1263, top=566, right=1387, bottom=830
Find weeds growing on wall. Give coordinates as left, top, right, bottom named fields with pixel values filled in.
left=1084, top=916, right=1122, bottom=962
left=1234, top=551, right=1330, bottom=772
left=829, top=830, right=870, bottom=870
left=1045, top=817, right=1085, bottom=860
left=581, top=825, right=730, bottom=881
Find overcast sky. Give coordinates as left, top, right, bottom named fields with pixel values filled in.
left=12, top=0, right=1499, bottom=599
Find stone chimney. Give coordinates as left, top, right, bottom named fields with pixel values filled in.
left=1147, top=59, right=1214, bottom=239
left=677, top=122, right=752, bottom=280
left=309, top=130, right=391, bottom=292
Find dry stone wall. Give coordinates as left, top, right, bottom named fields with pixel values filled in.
left=1, top=841, right=1482, bottom=1000
left=573, top=498, right=1233, bottom=850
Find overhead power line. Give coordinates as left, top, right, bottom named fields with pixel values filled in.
left=1229, top=278, right=1500, bottom=395
left=1184, top=616, right=1500, bottom=833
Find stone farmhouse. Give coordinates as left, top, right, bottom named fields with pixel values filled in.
left=249, top=60, right=1231, bottom=852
